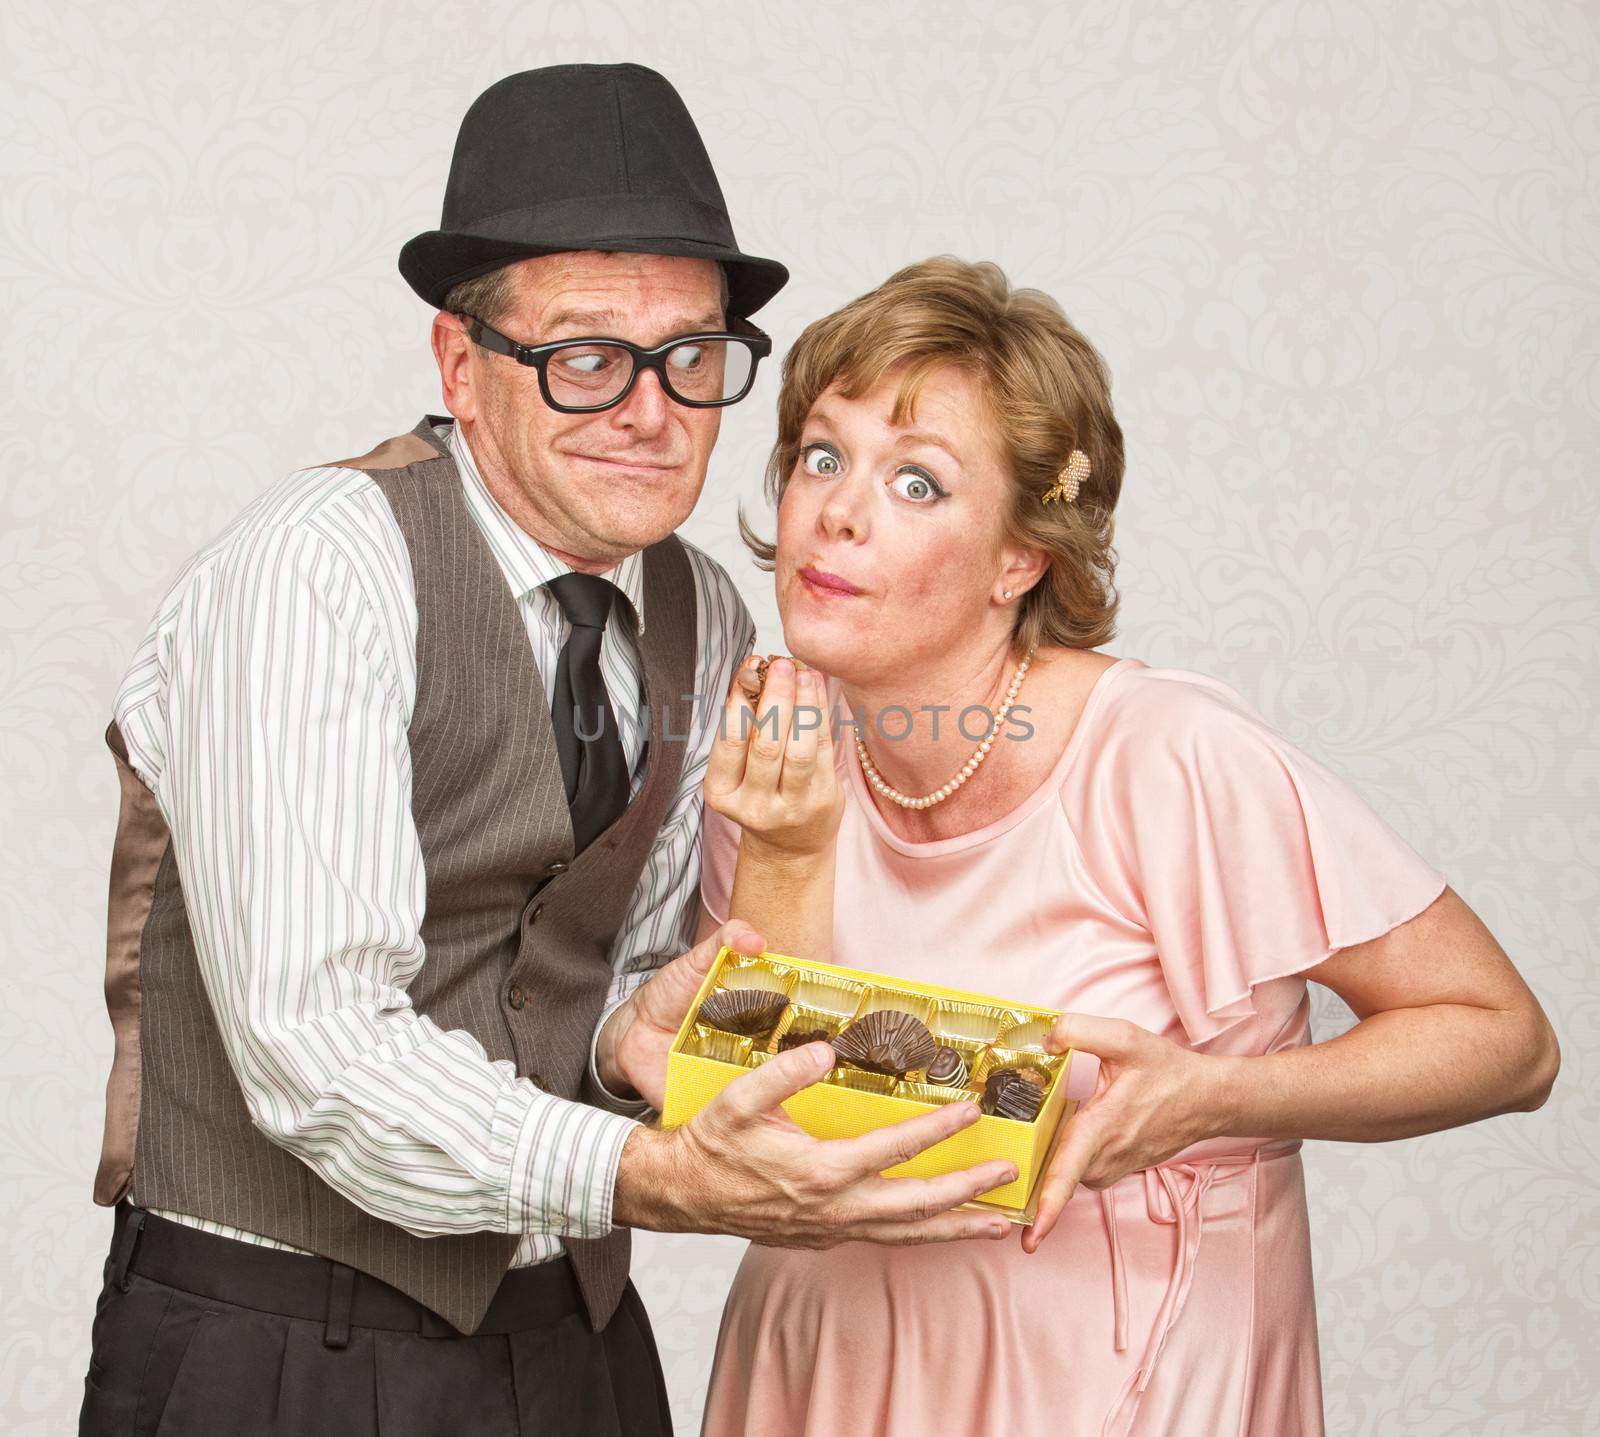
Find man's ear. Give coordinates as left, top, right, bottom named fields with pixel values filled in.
left=432, top=312, right=477, bottom=422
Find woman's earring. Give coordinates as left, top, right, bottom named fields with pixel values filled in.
left=1002, top=590, right=1014, bottom=600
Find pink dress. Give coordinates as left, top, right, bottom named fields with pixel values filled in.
left=696, top=657, right=1446, bottom=1437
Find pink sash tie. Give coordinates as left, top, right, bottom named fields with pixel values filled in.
left=1098, top=1149, right=1272, bottom=1437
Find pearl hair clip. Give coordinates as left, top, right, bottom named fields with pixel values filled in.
left=1043, top=448, right=1091, bottom=505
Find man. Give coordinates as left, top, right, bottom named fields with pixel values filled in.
left=78, top=64, right=1014, bottom=1435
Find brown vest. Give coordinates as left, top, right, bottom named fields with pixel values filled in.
left=93, top=416, right=697, bottom=1335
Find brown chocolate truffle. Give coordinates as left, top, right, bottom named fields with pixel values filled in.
left=832, top=1010, right=938, bottom=1078
left=925, top=1045, right=968, bottom=1087
left=736, top=654, right=814, bottom=703
left=983, top=1067, right=1045, bottom=1121
left=736, top=653, right=793, bottom=702
left=698, top=990, right=789, bottom=1040
left=777, top=1027, right=832, bottom=1052
left=996, top=1085, right=1042, bottom=1121
left=735, top=656, right=770, bottom=702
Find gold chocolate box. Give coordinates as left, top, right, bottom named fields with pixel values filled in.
left=660, top=947, right=1077, bottom=1221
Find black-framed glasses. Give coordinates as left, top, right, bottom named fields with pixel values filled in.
left=457, top=313, right=772, bottom=413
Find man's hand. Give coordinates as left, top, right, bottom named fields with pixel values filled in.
left=1021, top=1014, right=1232, bottom=1253
left=596, top=920, right=767, bottom=1111
left=614, top=1040, right=1022, bottom=1247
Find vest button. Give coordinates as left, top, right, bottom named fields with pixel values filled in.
left=545, top=861, right=567, bottom=876
left=507, top=986, right=526, bottom=1011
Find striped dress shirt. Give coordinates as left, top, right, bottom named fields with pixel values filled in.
left=111, top=420, right=756, bottom=1265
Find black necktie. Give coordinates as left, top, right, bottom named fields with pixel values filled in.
left=545, top=572, right=630, bottom=854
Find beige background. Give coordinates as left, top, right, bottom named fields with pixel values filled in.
left=4, top=0, right=1597, bottom=1432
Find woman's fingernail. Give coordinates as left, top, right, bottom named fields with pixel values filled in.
left=797, top=668, right=815, bottom=689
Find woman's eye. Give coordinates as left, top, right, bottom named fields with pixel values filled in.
left=801, top=444, right=842, bottom=477
left=890, top=467, right=945, bottom=504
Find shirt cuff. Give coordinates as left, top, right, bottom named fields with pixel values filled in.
left=503, top=1085, right=640, bottom=1240
left=588, top=993, right=655, bottom=1116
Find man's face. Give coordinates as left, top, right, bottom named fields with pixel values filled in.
left=435, top=251, right=726, bottom=569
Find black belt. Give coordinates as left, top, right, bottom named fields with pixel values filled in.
left=109, top=1201, right=586, bottom=1347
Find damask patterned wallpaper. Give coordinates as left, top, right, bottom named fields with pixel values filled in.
left=4, top=2, right=1595, bottom=1432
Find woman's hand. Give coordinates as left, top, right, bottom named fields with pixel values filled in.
left=1021, top=1014, right=1233, bottom=1253
left=705, top=655, right=844, bottom=860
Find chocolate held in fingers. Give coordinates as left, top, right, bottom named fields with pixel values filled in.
left=735, top=653, right=812, bottom=704
left=735, top=657, right=768, bottom=702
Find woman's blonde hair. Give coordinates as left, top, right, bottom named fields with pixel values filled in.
left=741, top=256, right=1124, bottom=651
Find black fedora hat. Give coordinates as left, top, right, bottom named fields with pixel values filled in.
left=400, top=63, right=788, bottom=320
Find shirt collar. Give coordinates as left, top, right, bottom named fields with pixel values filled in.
left=442, top=419, right=646, bottom=635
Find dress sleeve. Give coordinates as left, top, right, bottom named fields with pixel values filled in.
left=699, top=802, right=743, bottom=926
left=1090, top=672, right=1448, bottom=1046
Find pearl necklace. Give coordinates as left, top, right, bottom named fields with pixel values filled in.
left=854, top=644, right=1039, bottom=810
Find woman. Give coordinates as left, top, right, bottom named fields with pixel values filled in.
left=691, top=257, right=1558, bottom=1436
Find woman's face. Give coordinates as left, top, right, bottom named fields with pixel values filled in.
left=775, top=365, right=1018, bottom=686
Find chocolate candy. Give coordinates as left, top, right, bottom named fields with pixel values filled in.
left=736, top=656, right=770, bottom=702
left=698, top=990, right=790, bottom=1040
left=983, top=1066, right=1045, bottom=1121
left=925, top=1045, right=968, bottom=1087
left=832, top=1010, right=938, bottom=1078
left=777, top=1027, right=832, bottom=1052
left=736, top=654, right=815, bottom=703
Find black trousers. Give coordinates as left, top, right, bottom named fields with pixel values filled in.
left=78, top=1204, right=672, bottom=1437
